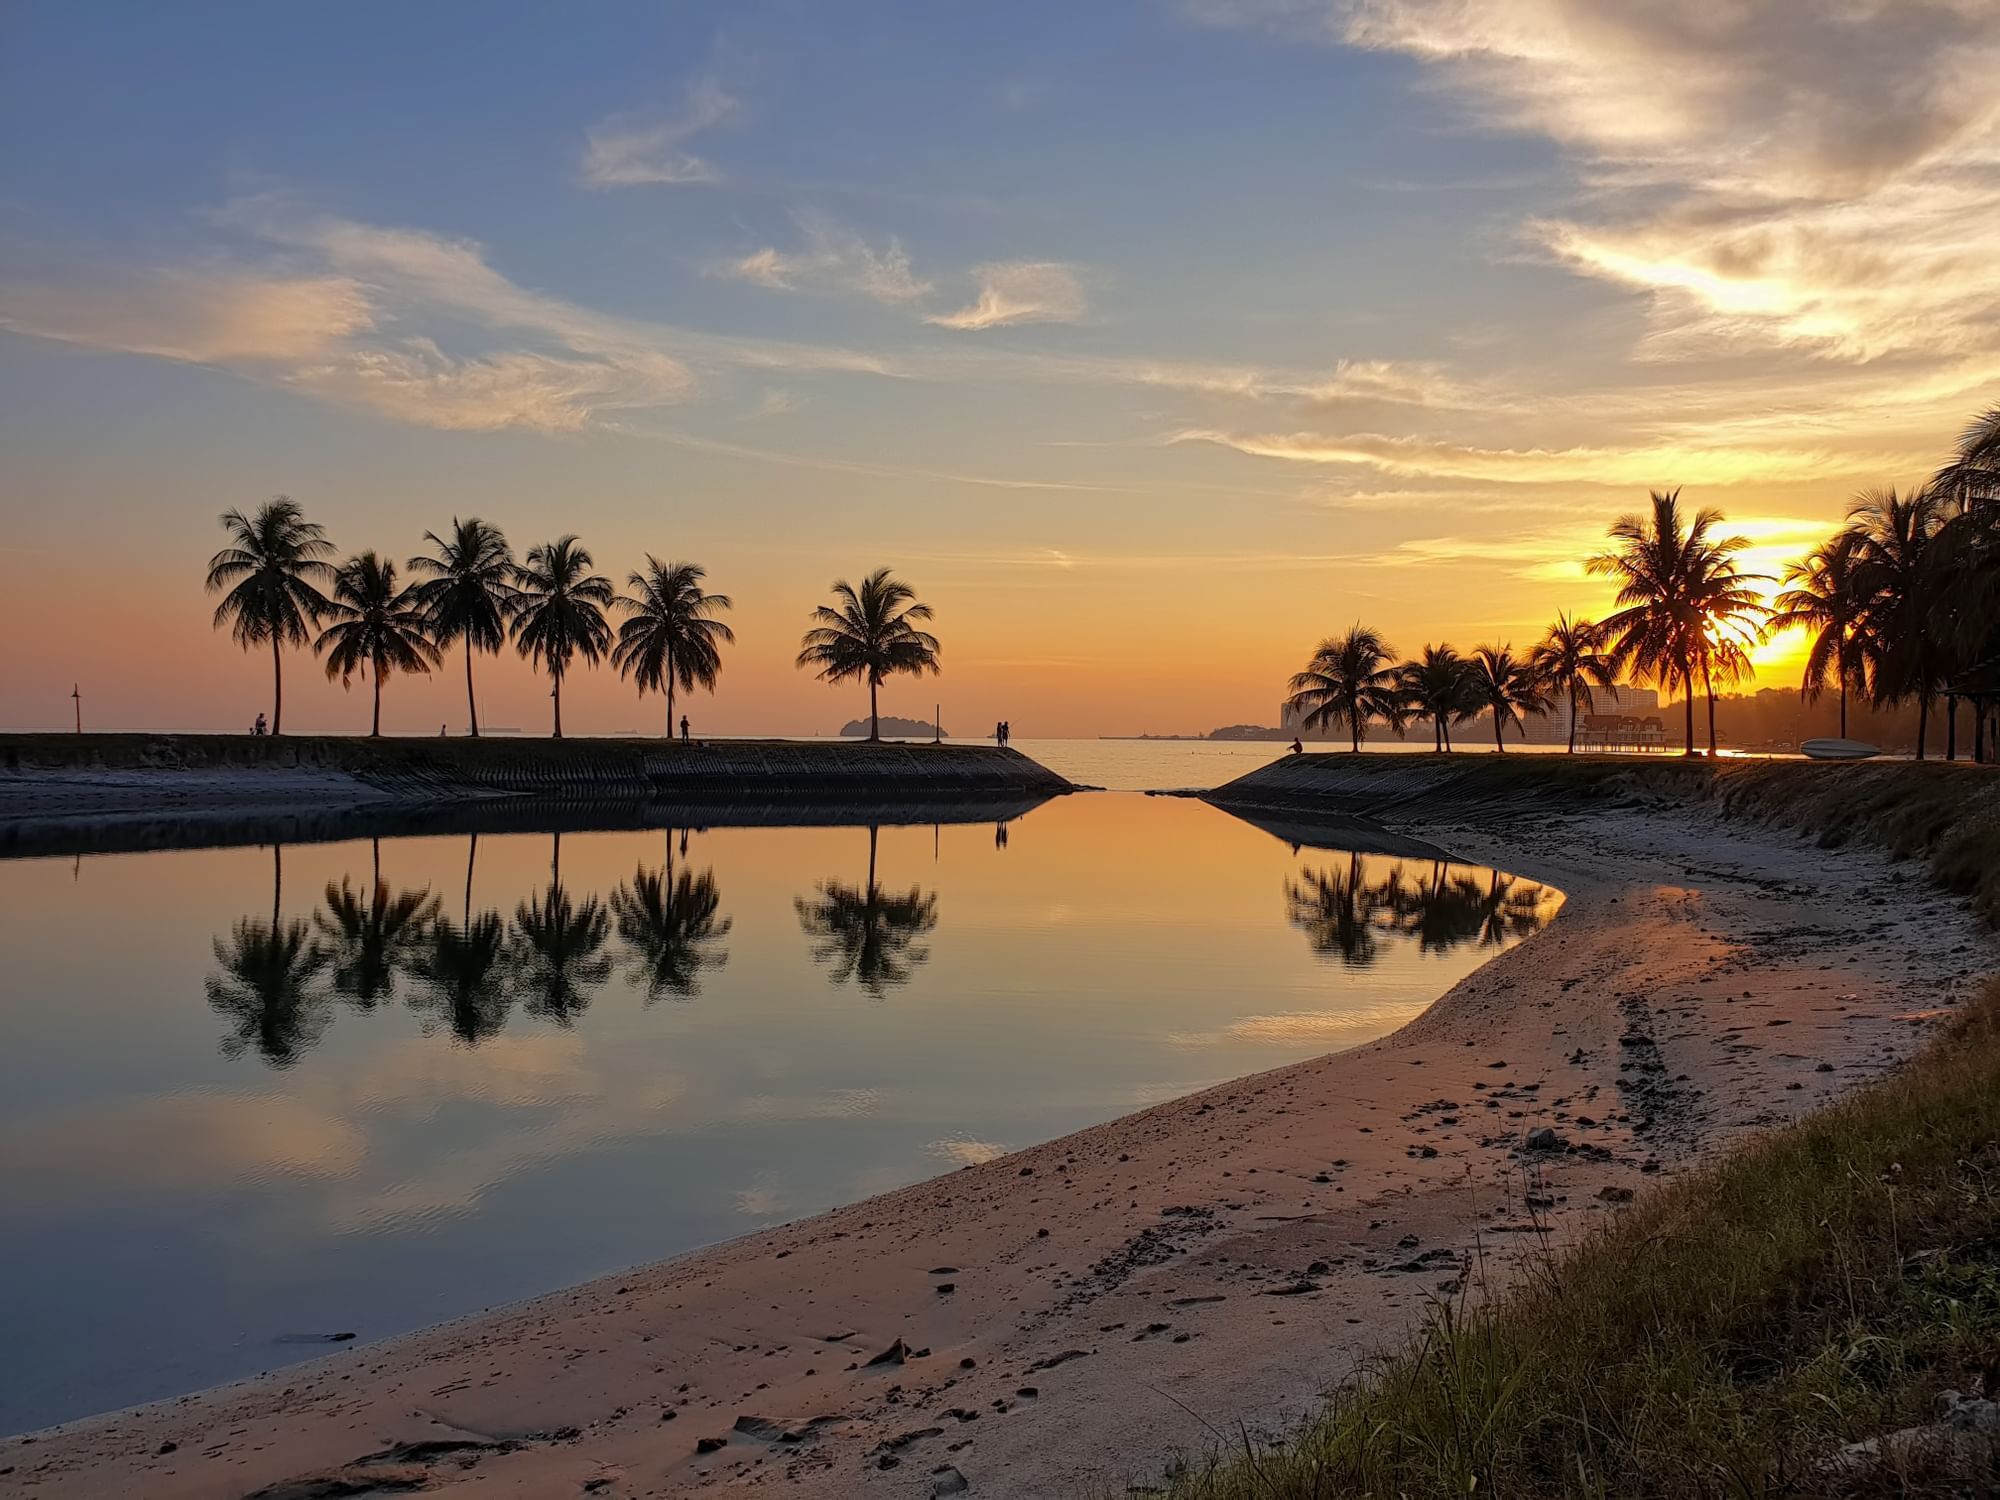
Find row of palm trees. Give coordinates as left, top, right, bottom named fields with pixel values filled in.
left=1288, top=406, right=1999, bottom=758
left=1286, top=854, right=1556, bottom=969
left=207, top=503, right=942, bottom=739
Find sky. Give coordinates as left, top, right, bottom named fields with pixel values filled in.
left=3, top=1, right=1997, bottom=737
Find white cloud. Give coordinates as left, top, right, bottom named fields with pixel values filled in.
left=0, top=268, right=373, bottom=363
left=579, top=78, right=738, bottom=188
left=927, top=260, right=1088, bottom=330
left=716, top=213, right=932, bottom=304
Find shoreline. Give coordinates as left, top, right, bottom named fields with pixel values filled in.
left=11, top=778, right=1994, bottom=1497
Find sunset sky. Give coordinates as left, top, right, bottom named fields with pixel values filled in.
left=3, top=2, right=1995, bottom=737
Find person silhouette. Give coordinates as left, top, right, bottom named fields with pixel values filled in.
left=999, top=720, right=1010, bottom=747
left=253, top=712, right=267, bottom=737
left=993, top=721, right=1004, bottom=745
left=680, top=714, right=691, bottom=745
left=1289, top=737, right=1304, bottom=755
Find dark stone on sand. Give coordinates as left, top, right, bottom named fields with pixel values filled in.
left=931, top=1465, right=971, bottom=1496
left=696, top=1436, right=727, bottom=1454
left=1524, top=1127, right=1566, bottom=1151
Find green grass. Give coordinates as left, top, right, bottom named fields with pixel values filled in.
left=1149, top=980, right=2000, bottom=1499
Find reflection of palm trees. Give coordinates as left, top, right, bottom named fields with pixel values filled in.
left=1285, top=853, right=1391, bottom=968
left=1286, top=853, right=1554, bottom=966
left=315, top=842, right=439, bottom=1009
left=405, top=833, right=513, bottom=1044
left=205, top=843, right=330, bottom=1067
left=611, top=837, right=730, bottom=1002
left=514, top=835, right=611, bottom=1025
left=794, top=825, right=938, bottom=996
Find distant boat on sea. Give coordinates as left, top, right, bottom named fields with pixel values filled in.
left=1802, top=737, right=1881, bottom=761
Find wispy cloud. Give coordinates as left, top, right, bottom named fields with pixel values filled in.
left=927, top=261, right=1088, bottom=330
left=715, top=213, right=932, bottom=303
left=0, top=268, right=373, bottom=363
left=579, top=78, right=738, bottom=189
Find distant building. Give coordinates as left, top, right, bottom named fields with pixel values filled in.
left=1522, top=685, right=1665, bottom=749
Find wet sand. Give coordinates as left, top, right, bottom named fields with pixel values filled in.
left=8, top=797, right=1991, bottom=1499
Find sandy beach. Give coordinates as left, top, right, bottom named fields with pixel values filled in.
left=7, top=791, right=1992, bottom=1500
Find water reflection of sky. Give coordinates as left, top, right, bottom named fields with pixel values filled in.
left=0, top=794, right=1558, bottom=1433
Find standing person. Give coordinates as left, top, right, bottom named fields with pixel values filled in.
left=1000, top=720, right=1010, bottom=747
left=993, top=720, right=1004, bottom=745
left=680, top=714, right=691, bottom=745
left=253, top=711, right=267, bottom=737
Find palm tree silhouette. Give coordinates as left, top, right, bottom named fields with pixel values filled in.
left=315, top=552, right=440, bottom=736
left=1467, top=645, right=1552, bottom=752
left=205, top=498, right=335, bottom=735
left=408, top=518, right=519, bottom=738
left=1471, top=869, right=1553, bottom=948
left=512, top=837, right=611, bottom=1024
left=1847, top=487, right=1952, bottom=758
left=405, top=834, right=514, bottom=1044
left=1285, top=626, right=1406, bottom=750
left=1382, top=861, right=1491, bottom=952
left=794, top=826, right=938, bottom=995
left=796, top=569, right=941, bottom=741
left=1397, top=645, right=1477, bottom=752
left=1589, top=489, right=1759, bottom=757
left=1529, top=613, right=1617, bottom=753
left=510, top=536, right=614, bottom=738
left=610, top=838, right=731, bottom=1001
left=612, top=558, right=735, bottom=739
left=315, top=845, right=439, bottom=1010
left=1285, top=853, right=1393, bottom=967
left=204, top=843, right=330, bottom=1066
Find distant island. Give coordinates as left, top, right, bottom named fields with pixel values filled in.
left=840, top=716, right=946, bottom=738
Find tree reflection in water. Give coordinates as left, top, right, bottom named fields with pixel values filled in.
left=610, top=832, right=730, bottom=1003
left=204, top=844, right=331, bottom=1067
left=794, top=825, right=938, bottom=996
left=315, top=839, right=439, bottom=1010
left=1287, top=853, right=1553, bottom=967
left=512, top=833, right=611, bottom=1026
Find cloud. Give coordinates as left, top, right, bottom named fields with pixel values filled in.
left=0, top=268, right=373, bottom=363
left=716, top=213, right=932, bottom=304
left=927, top=261, right=1088, bottom=330
left=1200, top=1, right=2000, bottom=363
left=579, top=78, right=738, bottom=188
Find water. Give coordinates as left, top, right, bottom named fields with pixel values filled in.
left=0, top=793, right=1559, bottom=1433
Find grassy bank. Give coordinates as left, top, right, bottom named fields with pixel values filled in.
left=1151, top=980, right=2000, bottom=1498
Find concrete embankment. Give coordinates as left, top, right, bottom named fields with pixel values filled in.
left=0, top=734, right=1073, bottom=857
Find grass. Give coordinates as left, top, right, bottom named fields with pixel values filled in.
left=1157, top=757, right=2000, bottom=1498
left=1151, top=980, right=2000, bottom=1499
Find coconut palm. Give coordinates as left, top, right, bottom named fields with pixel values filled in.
left=1528, top=614, right=1618, bottom=753
left=1467, top=645, right=1552, bottom=752
left=315, top=553, right=440, bottom=736
left=1588, top=489, right=1752, bottom=757
left=610, top=845, right=731, bottom=1002
left=1933, top=405, right=2000, bottom=509
left=612, top=558, right=735, bottom=739
left=405, top=834, right=513, bottom=1044
left=1397, top=645, right=1477, bottom=752
left=316, top=864, right=439, bottom=1011
left=794, top=826, right=938, bottom=995
left=796, top=568, right=941, bottom=741
left=1285, top=853, right=1393, bottom=968
left=1284, top=625, right=1407, bottom=751
left=205, top=498, right=336, bottom=735
left=1685, top=548, right=1769, bottom=756
left=513, top=870, right=611, bottom=1026
left=1847, top=487, right=1952, bottom=758
left=510, top=536, right=614, bottom=738
left=1771, top=532, right=1870, bottom=738
left=408, top=518, right=518, bottom=738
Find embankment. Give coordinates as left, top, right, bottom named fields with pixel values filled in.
left=0, top=734, right=1073, bottom=857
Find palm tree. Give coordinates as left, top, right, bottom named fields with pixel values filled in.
left=610, top=844, right=731, bottom=1001
left=1285, top=853, right=1392, bottom=967
left=1771, top=532, right=1870, bottom=738
left=1284, top=625, right=1406, bottom=751
left=1467, top=645, right=1552, bottom=752
left=408, top=518, right=518, bottom=737
left=1589, top=489, right=1755, bottom=757
left=1397, top=645, right=1477, bottom=752
left=1528, top=614, right=1618, bottom=753
left=513, top=872, right=611, bottom=1025
left=510, top=536, right=614, bottom=738
left=316, top=869, right=438, bottom=1010
left=796, top=568, right=941, bottom=741
left=407, top=910, right=514, bottom=1043
left=1933, top=405, right=2000, bottom=509
left=612, top=559, right=735, bottom=739
left=1847, top=487, right=1952, bottom=758
left=315, top=553, right=440, bottom=736
left=793, top=826, right=938, bottom=995
left=206, top=498, right=336, bottom=735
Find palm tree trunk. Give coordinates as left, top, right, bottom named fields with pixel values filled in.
left=1838, top=672, right=1848, bottom=739
left=666, top=645, right=676, bottom=742
left=372, top=836, right=381, bottom=891
left=272, top=842, right=283, bottom=929
left=1917, top=693, right=1930, bottom=760
left=1946, top=696, right=1958, bottom=761
left=1493, top=707, right=1504, bottom=753
left=866, top=824, right=879, bottom=894
left=869, top=677, right=880, bottom=742
left=371, top=664, right=382, bottom=737
left=1682, top=684, right=1696, bottom=757
left=551, top=830, right=561, bottom=885
left=1567, top=684, right=1578, bottom=753
left=1703, top=659, right=1717, bottom=756
left=272, top=634, right=284, bottom=736
left=465, top=833, right=477, bottom=925
left=465, top=639, right=479, bottom=738
left=552, top=667, right=563, bottom=739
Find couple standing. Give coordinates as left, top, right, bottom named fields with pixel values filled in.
left=992, top=720, right=1012, bottom=747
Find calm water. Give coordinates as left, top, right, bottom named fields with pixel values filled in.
left=0, top=794, right=1558, bottom=1433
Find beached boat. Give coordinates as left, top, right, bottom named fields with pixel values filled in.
left=1801, top=737, right=1882, bottom=761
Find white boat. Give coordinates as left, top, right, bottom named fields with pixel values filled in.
left=1801, top=737, right=1882, bottom=761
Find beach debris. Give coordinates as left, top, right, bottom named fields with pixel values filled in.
left=274, top=1332, right=356, bottom=1343
left=1168, top=1293, right=1225, bottom=1307
left=1262, top=1280, right=1322, bottom=1297
left=155, top=1442, right=178, bottom=1456
left=695, top=1436, right=727, bottom=1454
left=935, top=1282, right=956, bottom=1295
left=1027, top=1348, right=1091, bottom=1371
left=931, top=1465, right=971, bottom=1495
left=1524, top=1127, right=1567, bottom=1151
left=866, top=1338, right=912, bottom=1367
left=1015, top=1386, right=1039, bottom=1398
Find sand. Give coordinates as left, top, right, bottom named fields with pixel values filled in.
left=7, top=798, right=1992, bottom=1500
